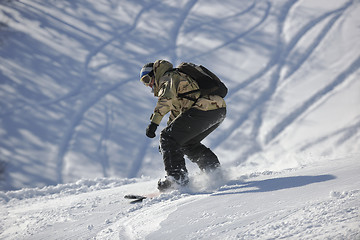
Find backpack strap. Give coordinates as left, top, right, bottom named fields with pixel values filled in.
left=166, top=68, right=200, bottom=102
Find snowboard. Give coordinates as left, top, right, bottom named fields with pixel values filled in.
left=124, top=191, right=160, bottom=204
left=124, top=194, right=147, bottom=203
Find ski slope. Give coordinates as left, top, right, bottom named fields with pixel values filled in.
left=1, top=155, right=359, bottom=239
left=0, top=0, right=359, bottom=239
left=1, top=0, right=359, bottom=190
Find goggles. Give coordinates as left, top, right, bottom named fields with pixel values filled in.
left=140, top=69, right=154, bottom=87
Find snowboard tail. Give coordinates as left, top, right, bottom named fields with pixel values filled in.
left=124, top=191, right=160, bottom=203
left=124, top=194, right=147, bottom=203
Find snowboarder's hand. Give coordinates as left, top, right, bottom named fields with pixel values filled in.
left=146, top=122, right=158, bottom=138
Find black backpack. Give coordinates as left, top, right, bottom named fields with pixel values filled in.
left=175, top=62, right=228, bottom=100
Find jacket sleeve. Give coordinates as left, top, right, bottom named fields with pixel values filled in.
left=150, top=81, right=176, bottom=125
left=150, top=72, right=202, bottom=125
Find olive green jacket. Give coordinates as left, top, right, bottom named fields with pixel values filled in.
left=150, top=60, right=226, bottom=126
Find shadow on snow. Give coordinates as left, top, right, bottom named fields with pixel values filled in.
left=212, top=174, right=336, bottom=195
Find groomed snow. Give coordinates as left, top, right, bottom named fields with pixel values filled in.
left=0, top=0, right=359, bottom=239
left=1, top=155, right=359, bottom=239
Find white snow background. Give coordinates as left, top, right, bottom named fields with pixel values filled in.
left=0, top=0, right=359, bottom=239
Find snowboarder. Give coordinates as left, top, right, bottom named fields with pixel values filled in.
left=140, top=60, right=226, bottom=191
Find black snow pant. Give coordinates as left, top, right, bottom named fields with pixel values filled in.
left=159, top=107, right=226, bottom=180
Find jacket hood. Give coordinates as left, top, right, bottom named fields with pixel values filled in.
left=153, top=60, right=173, bottom=96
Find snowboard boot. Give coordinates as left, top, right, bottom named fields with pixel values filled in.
left=157, top=174, right=189, bottom=192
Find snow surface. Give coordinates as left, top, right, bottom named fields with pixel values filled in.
left=0, top=0, right=359, bottom=239
left=0, top=156, right=359, bottom=239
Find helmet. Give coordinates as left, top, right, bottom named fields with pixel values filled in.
left=140, top=63, right=154, bottom=86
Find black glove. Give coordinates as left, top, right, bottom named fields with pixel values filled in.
left=146, top=122, right=158, bottom=138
